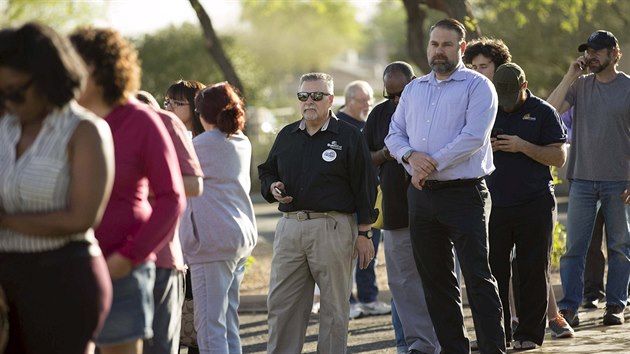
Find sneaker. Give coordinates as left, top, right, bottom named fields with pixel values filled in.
left=311, top=301, right=320, bottom=314
left=360, top=300, right=392, bottom=316
left=349, top=303, right=363, bottom=319
left=549, top=314, right=575, bottom=338
left=582, top=297, right=600, bottom=309
left=603, top=304, right=625, bottom=325
left=558, top=309, right=579, bottom=327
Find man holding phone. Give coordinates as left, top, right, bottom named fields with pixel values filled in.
left=547, top=30, right=630, bottom=327
left=258, top=72, right=377, bottom=354
left=488, top=63, right=567, bottom=349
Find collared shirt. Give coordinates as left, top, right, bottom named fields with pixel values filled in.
left=385, top=63, right=498, bottom=181
left=486, top=90, right=567, bottom=207
left=337, top=111, right=365, bottom=130
left=364, top=99, right=409, bottom=230
left=258, top=112, right=377, bottom=225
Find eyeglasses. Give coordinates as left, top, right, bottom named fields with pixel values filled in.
left=0, top=78, right=34, bottom=106
left=297, top=92, right=330, bottom=102
left=164, top=99, right=190, bottom=109
left=383, top=89, right=403, bottom=100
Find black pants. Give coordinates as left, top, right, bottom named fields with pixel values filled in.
left=584, top=209, right=606, bottom=301
left=0, top=242, right=111, bottom=354
left=408, top=180, right=506, bottom=354
left=488, top=193, right=555, bottom=345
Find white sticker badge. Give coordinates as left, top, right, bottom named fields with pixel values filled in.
left=322, top=149, right=337, bottom=162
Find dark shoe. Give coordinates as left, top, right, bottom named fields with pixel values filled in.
left=559, top=309, right=579, bottom=327
left=582, top=297, right=599, bottom=309
left=603, top=304, right=625, bottom=325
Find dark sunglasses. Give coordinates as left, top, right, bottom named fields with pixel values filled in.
left=0, top=79, right=34, bottom=105
left=383, top=89, right=403, bottom=100
left=297, top=91, right=330, bottom=102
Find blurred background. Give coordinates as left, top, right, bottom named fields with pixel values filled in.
left=2, top=0, right=628, bottom=192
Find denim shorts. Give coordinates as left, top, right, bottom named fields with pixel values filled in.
left=95, top=261, right=155, bottom=345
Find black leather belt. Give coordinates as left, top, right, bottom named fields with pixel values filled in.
left=283, top=211, right=329, bottom=221
left=423, top=177, right=483, bottom=190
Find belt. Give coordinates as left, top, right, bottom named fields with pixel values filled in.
left=423, top=177, right=483, bottom=191
left=282, top=211, right=329, bottom=221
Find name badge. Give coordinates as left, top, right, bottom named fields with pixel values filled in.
left=322, top=149, right=337, bottom=162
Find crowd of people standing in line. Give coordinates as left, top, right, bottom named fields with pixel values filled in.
left=0, top=16, right=628, bottom=354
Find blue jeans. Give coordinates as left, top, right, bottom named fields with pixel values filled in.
left=559, top=179, right=630, bottom=311
left=144, top=268, right=185, bottom=354
left=351, top=228, right=381, bottom=303
left=391, top=299, right=407, bottom=352
left=191, top=258, right=247, bottom=354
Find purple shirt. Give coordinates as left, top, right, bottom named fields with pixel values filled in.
left=385, top=63, right=497, bottom=180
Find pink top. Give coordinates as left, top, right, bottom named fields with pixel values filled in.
left=154, top=109, right=202, bottom=270
left=96, top=100, right=186, bottom=264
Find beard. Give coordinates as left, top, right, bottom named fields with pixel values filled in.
left=430, top=55, right=457, bottom=74
left=588, top=57, right=611, bottom=74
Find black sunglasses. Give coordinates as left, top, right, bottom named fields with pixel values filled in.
left=383, top=89, right=403, bottom=100
left=0, top=79, right=34, bottom=106
left=297, top=91, right=330, bottom=102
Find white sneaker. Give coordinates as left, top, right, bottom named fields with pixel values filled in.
left=349, top=303, right=363, bottom=319
left=360, top=300, right=392, bottom=316
left=311, top=301, right=320, bottom=314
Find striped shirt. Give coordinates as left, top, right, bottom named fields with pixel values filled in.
left=0, top=101, right=97, bottom=252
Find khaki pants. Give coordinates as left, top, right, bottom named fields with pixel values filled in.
left=266, top=212, right=356, bottom=354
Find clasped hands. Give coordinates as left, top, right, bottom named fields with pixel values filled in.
left=491, top=134, right=527, bottom=153
left=407, top=151, right=437, bottom=190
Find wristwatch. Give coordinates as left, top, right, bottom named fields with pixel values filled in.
left=402, top=150, right=414, bottom=164
left=358, top=230, right=373, bottom=239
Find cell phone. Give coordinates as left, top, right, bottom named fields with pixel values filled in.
left=491, top=128, right=504, bottom=139
left=274, top=187, right=287, bottom=198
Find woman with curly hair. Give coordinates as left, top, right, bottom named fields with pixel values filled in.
left=165, top=80, right=206, bottom=137
left=0, top=23, right=113, bottom=354
left=179, top=82, right=257, bottom=353
left=69, top=27, right=186, bottom=354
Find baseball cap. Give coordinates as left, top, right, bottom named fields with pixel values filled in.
left=578, top=30, right=618, bottom=52
left=493, top=63, right=526, bottom=108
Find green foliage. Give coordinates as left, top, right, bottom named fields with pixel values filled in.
left=471, top=0, right=630, bottom=95
left=551, top=221, right=567, bottom=270
left=0, top=0, right=105, bottom=31
left=240, top=0, right=364, bottom=75
left=135, top=23, right=266, bottom=105
left=363, top=0, right=407, bottom=64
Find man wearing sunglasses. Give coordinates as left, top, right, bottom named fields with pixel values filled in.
left=258, top=72, right=377, bottom=354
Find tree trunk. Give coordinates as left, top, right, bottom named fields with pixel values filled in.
left=188, top=0, right=244, bottom=94
left=402, top=0, right=481, bottom=75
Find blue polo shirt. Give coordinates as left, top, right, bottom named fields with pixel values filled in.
left=486, top=90, right=567, bottom=207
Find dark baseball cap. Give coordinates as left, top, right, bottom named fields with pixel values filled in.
left=578, top=30, right=618, bottom=52
left=493, top=63, right=526, bottom=108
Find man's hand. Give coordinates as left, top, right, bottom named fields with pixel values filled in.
left=492, top=134, right=527, bottom=153
left=407, top=152, right=436, bottom=190
left=271, top=182, right=293, bottom=204
left=107, top=252, right=133, bottom=280
left=382, top=147, right=395, bottom=161
left=353, top=234, right=375, bottom=270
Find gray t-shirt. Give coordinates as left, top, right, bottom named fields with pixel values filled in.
left=566, top=72, right=630, bottom=181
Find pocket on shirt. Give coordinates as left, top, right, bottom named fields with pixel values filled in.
left=440, top=96, right=467, bottom=132
left=19, top=157, right=66, bottom=205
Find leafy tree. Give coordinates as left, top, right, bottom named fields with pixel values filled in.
left=0, top=0, right=105, bottom=31
left=240, top=0, right=364, bottom=77
left=472, top=0, right=629, bottom=94
left=189, top=0, right=244, bottom=94
left=135, top=23, right=265, bottom=105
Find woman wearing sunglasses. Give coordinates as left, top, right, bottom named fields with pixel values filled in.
left=0, top=23, right=114, bottom=354
left=70, top=27, right=186, bottom=354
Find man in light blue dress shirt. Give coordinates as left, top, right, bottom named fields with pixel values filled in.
left=385, top=18, right=506, bottom=354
